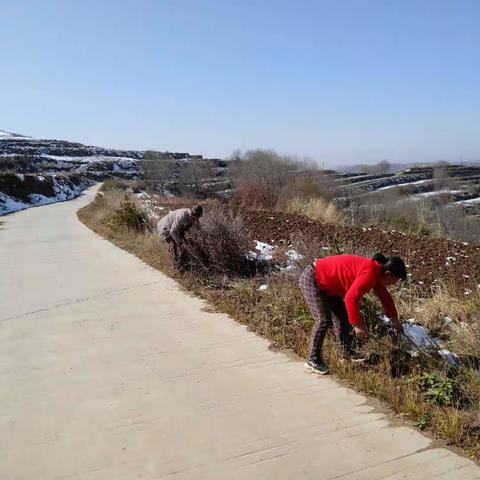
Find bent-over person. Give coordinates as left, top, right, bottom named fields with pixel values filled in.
left=299, top=253, right=407, bottom=375
left=157, top=205, right=203, bottom=270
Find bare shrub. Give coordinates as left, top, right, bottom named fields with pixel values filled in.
left=231, top=149, right=311, bottom=208
left=233, top=182, right=276, bottom=209
left=232, top=149, right=298, bottom=192
left=184, top=208, right=259, bottom=277
left=107, top=197, right=150, bottom=234
left=177, top=160, right=215, bottom=197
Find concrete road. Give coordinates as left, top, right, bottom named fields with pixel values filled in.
left=1, top=188, right=479, bottom=480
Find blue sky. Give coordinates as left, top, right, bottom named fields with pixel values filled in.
left=1, top=0, right=479, bottom=165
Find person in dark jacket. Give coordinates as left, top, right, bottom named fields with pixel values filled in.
left=298, top=253, right=407, bottom=374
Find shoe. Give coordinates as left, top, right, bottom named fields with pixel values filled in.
left=305, top=358, right=329, bottom=375
left=347, top=350, right=367, bottom=363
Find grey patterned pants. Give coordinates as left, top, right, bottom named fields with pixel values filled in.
left=299, top=265, right=352, bottom=361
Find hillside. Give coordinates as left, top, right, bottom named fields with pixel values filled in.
left=0, top=130, right=215, bottom=214
left=335, top=165, right=480, bottom=207
left=3, top=131, right=480, bottom=236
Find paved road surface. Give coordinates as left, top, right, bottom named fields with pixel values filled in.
left=1, top=188, right=479, bottom=479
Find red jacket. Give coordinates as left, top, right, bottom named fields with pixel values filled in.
left=314, top=254, right=398, bottom=326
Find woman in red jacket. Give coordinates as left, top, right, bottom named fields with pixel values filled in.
left=299, top=253, right=407, bottom=374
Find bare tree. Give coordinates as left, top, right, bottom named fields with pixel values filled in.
left=235, top=149, right=304, bottom=191
left=229, top=149, right=315, bottom=207
left=139, top=151, right=177, bottom=192
left=177, top=160, right=213, bottom=197
left=377, top=160, right=391, bottom=174
left=358, top=160, right=391, bottom=175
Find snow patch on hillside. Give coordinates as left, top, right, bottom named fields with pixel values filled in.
left=41, top=154, right=137, bottom=163
left=413, top=189, right=464, bottom=199
left=458, top=197, right=480, bottom=204
left=0, top=193, right=29, bottom=213
left=376, top=179, right=430, bottom=191
left=0, top=176, right=92, bottom=215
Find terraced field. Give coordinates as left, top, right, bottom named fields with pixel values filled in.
left=335, top=165, right=480, bottom=209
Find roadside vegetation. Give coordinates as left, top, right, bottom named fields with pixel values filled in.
left=79, top=171, right=480, bottom=461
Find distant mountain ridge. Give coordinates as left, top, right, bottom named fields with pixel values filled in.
left=0, top=129, right=31, bottom=139
left=0, top=130, right=144, bottom=159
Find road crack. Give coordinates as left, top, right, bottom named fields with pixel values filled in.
left=0, top=281, right=160, bottom=323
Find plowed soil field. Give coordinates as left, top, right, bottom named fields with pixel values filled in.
left=239, top=210, right=480, bottom=291
left=151, top=198, right=480, bottom=291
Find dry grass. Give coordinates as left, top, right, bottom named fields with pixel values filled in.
left=285, top=196, right=343, bottom=225
left=100, top=178, right=141, bottom=192
left=78, top=191, right=176, bottom=278
left=277, top=174, right=335, bottom=206
left=398, top=286, right=480, bottom=360
left=78, top=186, right=480, bottom=462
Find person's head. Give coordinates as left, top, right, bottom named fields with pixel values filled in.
left=372, top=252, right=407, bottom=286
left=191, top=204, right=203, bottom=219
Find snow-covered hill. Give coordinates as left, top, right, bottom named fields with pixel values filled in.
left=0, top=131, right=144, bottom=172
left=0, top=130, right=148, bottom=214
left=0, top=130, right=227, bottom=215
left=0, top=173, right=92, bottom=215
